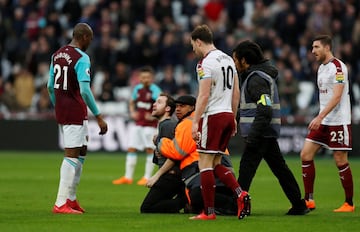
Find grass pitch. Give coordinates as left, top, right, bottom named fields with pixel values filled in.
left=0, top=151, right=359, bottom=232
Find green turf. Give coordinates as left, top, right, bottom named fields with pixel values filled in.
left=0, top=151, right=359, bottom=232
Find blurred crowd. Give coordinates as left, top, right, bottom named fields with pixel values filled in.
left=1, top=0, right=360, bottom=122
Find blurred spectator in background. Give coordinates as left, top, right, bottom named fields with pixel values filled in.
left=0, top=77, right=4, bottom=98
left=61, top=0, right=82, bottom=27
left=25, top=9, right=41, bottom=41
left=34, top=62, right=50, bottom=92
left=113, top=23, right=132, bottom=64
left=13, top=64, right=35, bottom=111
left=28, top=35, right=53, bottom=75
left=1, top=81, right=18, bottom=112
left=278, top=68, right=299, bottom=116
left=176, top=71, right=192, bottom=96
left=92, top=24, right=114, bottom=72
left=33, top=85, right=53, bottom=113
left=117, top=0, right=137, bottom=28
left=128, top=23, right=148, bottom=68
left=154, top=0, right=174, bottom=27
left=143, top=31, right=162, bottom=69
left=112, top=61, right=130, bottom=88
left=99, top=78, right=115, bottom=102
left=157, top=65, right=179, bottom=95
left=160, top=30, right=182, bottom=67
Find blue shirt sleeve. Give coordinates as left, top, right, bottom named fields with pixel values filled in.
left=74, top=48, right=91, bottom=82
left=47, top=59, right=56, bottom=105
left=79, top=81, right=100, bottom=116
left=150, top=84, right=162, bottom=100
left=131, top=84, right=142, bottom=101
left=74, top=48, right=100, bottom=116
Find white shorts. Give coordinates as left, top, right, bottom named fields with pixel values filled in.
left=128, top=125, right=156, bottom=151
left=59, top=120, right=88, bottom=148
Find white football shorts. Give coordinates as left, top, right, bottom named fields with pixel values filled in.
left=60, top=120, right=88, bottom=148
left=127, top=125, right=156, bottom=150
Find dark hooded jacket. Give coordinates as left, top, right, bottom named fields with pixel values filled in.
left=239, top=60, right=279, bottom=143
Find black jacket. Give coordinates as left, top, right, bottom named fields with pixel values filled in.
left=239, top=60, right=279, bottom=143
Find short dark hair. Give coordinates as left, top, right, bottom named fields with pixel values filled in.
left=232, top=40, right=266, bottom=65
left=313, top=35, right=332, bottom=50
left=191, top=24, right=213, bottom=44
left=139, top=65, right=155, bottom=75
left=160, top=93, right=176, bottom=116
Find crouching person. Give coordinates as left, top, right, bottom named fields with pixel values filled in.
left=157, top=95, right=243, bottom=217
left=140, top=93, right=186, bottom=213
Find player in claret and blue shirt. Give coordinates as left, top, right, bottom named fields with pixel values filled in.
left=112, top=66, right=162, bottom=186
left=48, top=23, right=108, bottom=214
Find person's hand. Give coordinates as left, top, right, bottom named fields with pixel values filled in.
left=153, top=134, right=158, bottom=145
left=192, top=122, right=200, bottom=142
left=130, top=111, right=139, bottom=121
left=96, top=114, right=108, bottom=135
left=145, top=173, right=160, bottom=188
left=232, top=119, right=238, bottom=136
left=144, top=112, right=156, bottom=121
left=308, top=115, right=322, bottom=131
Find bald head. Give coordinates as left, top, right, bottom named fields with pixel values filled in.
left=73, top=23, right=93, bottom=39
left=71, top=23, right=93, bottom=51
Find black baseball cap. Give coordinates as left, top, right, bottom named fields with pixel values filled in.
left=175, top=95, right=196, bottom=106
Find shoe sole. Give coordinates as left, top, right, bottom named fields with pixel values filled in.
left=286, top=208, right=311, bottom=215
left=53, top=211, right=82, bottom=214
left=52, top=209, right=83, bottom=214
left=333, top=209, right=355, bottom=212
left=112, top=181, right=133, bottom=185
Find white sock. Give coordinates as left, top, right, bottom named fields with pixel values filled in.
left=144, top=154, right=154, bottom=179
left=68, top=157, right=83, bottom=201
left=125, top=152, right=137, bottom=179
left=55, top=157, right=78, bottom=207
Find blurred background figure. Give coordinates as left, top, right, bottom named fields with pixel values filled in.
left=278, top=68, right=299, bottom=116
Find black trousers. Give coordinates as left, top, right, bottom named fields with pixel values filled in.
left=140, top=172, right=185, bottom=213
left=237, top=137, right=303, bottom=207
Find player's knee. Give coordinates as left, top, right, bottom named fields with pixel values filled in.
left=300, top=150, right=313, bottom=161
left=140, top=202, right=152, bottom=213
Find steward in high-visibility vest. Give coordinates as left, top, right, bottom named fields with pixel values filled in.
left=233, top=40, right=309, bottom=215
left=158, top=111, right=198, bottom=172
left=158, top=95, right=237, bottom=215
left=239, top=70, right=281, bottom=138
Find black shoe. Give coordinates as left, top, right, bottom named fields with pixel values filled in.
left=286, top=199, right=310, bottom=215
left=286, top=207, right=310, bottom=215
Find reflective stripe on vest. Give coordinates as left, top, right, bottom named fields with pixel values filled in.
left=239, top=70, right=281, bottom=137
